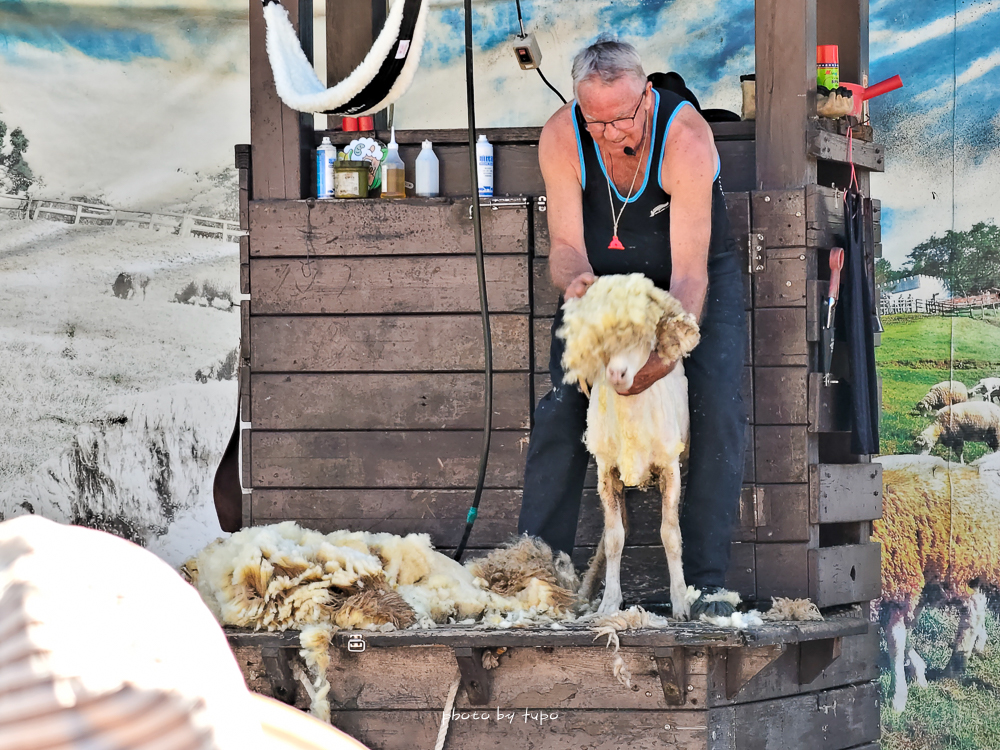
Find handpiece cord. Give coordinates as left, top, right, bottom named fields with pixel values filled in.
left=454, top=0, right=493, bottom=562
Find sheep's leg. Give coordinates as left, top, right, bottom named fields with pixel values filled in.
left=596, top=464, right=626, bottom=616
left=657, top=462, right=688, bottom=620
left=884, top=605, right=910, bottom=713
left=955, top=439, right=965, bottom=464
left=579, top=534, right=606, bottom=604
left=947, top=591, right=988, bottom=675
left=905, top=647, right=928, bottom=688
left=971, top=590, right=989, bottom=653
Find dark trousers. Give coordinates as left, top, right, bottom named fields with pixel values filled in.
left=517, top=248, right=748, bottom=589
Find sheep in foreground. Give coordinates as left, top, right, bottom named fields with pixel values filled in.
left=913, top=380, right=968, bottom=414
left=969, top=377, right=1000, bottom=402
left=915, top=401, right=1000, bottom=463
left=556, top=273, right=701, bottom=618
left=874, top=456, right=1000, bottom=712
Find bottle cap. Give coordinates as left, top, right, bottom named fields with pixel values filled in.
left=817, top=45, right=839, bottom=65
left=422, top=140, right=432, bottom=148
left=389, top=127, right=399, bottom=150
left=477, top=134, right=488, bottom=143
left=320, top=136, right=332, bottom=145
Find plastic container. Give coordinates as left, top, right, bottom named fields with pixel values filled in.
left=316, top=136, right=336, bottom=198
left=380, top=127, right=406, bottom=199
left=740, top=74, right=755, bottom=121
left=817, top=45, right=839, bottom=89
left=476, top=134, right=494, bottom=198
left=414, top=140, right=440, bottom=197
left=333, top=160, right=369, bottom=198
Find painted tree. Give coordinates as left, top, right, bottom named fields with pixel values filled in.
left=0, top=119, right=36, bottom=195
left=902, top=223, right=1000, bottom=297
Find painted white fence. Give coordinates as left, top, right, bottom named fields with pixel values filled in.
left=0, top=194, right=245, bottom=244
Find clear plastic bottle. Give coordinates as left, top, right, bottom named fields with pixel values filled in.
left=316, top=136, right=336, bottom=198
left=476, top=134, right=494, bottom=198
left=380, top=127, right=406, bottom=199
left=414, top=140, right=440, bottom=197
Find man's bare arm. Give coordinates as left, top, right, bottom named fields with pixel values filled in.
left=661, top=106, right=717, bottom=323
left=538, top=108, right=594, bottom=298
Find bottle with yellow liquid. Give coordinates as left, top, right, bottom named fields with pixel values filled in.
left=380, top=127, right=406, bottom=199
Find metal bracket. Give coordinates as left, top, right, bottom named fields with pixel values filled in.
left=468, top=196, right=530, bottom=219
left=654, top=647, right=687, bottom=705
left=537, top=195, right=547, bottom=212
left=454, top=647, right=493, bottom=705
left=799, top=637, right=843, bottom=685
left=260, top=647, right=299, bottom=706
left=749, top=233, right=766, bottom=274
left=725, top=644, right=785, bottom=699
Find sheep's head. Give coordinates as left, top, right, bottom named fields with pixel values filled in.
left=970, top=383, right=989, bottom=400
left=556, top=273, right=700, bottom=389
left=914, top=427, right=936, bottom=455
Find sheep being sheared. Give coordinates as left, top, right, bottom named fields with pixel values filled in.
left=913, top=380, right=968, bottom=414
left=556, top=273, right=700, bottom=618
left=874, top=456, right=1000, bottom=713
left=915, top=401, right=1000, bottom=463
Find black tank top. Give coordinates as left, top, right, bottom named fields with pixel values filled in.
left=572, top=87, right=731, bottom=291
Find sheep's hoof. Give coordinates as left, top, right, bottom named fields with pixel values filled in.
left=597, top=596, right=623, bottom=616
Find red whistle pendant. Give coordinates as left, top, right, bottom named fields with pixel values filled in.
left=608, top=235, right=625, bottom=250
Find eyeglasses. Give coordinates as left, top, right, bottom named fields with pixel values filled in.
left=582, top=89, right=646, bottom=136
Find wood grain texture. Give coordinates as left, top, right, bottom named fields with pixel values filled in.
left=250, top=430, right=529, bottom=489
left=731, top=681, right=879, bottom=750
left=249, top=199, right=529, bottom=257
left=755, top=543, right=810, bottom=600
left=754, top=248, right=811, bottom=307
left=809, top=464, right=883, bottom=524
left=326, top=646, right=709, bottom=711
left=754, top=367, right=808, bottom=425
left=808, top=374, right=852, bottom=434
left=753, top=484, right=810, bottom=543
left=754, top=0, right=817, bottom=190
left=808, top=129, right=885, bottom=172
left=755, top=426, right=811, bottom=484
left=810, top=543, right=882, bottom=607
left=250, top=314, right=530, bottom=372
left=249, top=255, right=529, bottom=314
left=328, top=709, right=709, bottom=750
left=251, top=372, right=530, bottom=430
left=753, top=308, right=808, bottom=366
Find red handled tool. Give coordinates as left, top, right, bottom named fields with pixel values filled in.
left=821, top=247, right=845, bottom=376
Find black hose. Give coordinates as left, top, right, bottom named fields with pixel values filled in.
left=454, top=0, right=493, bottom=562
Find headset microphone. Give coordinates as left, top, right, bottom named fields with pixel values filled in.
left=623, top=146, right=635, bottom=156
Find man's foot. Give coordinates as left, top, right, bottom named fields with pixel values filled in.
left=689, top=585, right=741, bottom=619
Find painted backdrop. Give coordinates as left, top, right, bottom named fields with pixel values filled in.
left=2, top=0, right=999, bottom=746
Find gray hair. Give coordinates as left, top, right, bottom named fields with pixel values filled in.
left=571, top=40, right=646, bottom=99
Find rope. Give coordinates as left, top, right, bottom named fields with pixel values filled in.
left=434, top=671, right=463, bottom=750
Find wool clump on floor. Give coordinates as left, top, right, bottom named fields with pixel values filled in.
left=182, top=522, right=768, bottom=718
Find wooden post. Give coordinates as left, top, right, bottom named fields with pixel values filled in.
left=327, top=0, right=389, bottom=130
left=755, top=0, right=818, bottom=189
left=249, top=0, right=312, bottom=199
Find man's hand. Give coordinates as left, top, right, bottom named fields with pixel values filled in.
left=565, top=272, right=596, bottom=300
left=617, top=351, right=677, bottom=396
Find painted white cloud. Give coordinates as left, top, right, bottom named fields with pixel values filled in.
left=871, top=1, right=998, bottom=61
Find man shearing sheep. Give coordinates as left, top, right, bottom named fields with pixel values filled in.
left=517, top=40, right=748, bottom=619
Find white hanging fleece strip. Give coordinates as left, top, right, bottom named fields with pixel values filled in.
left=262, top=0, right=429, bottom=115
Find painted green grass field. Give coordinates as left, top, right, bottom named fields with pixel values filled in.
left=877, top=313, right=1000, bottom=750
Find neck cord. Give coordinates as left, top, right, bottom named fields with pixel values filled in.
left=603, top=102, right=649, bottom=250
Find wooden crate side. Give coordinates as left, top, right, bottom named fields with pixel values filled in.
left=731, top=681, right=879, bottom=750
left=329, top=709, right=709, bottom=750
left=751, top=190, right=806, bottom=247
left=809, top=543, right=882, bottom=607
left=250, top=199, right=529, bottom=257
left=326, top=645, right=709, bottom=711
left=753, top=308, right=808, bottom=366
left=251, top=488, right=522, bottom=547
left=808, top=374, right=853, bottom=434
left=250, top=430, right=529, bottom=489
left=755, top=426, right=811, bottom=484
left=753, top=248, right=812, bottom=308
left=810, top=464, right=883, bottom=524
left=250, top=314, right=530, bottom=372
left=251, top=372, right=530, bottom=431
left=754, top=367, right=808, bottom=425
left=754, top=484, right=810, bottom=542
left=249, top=255, right=529, bottom=315
left=755, top=543, right=810, bottom=600
left=706, top=627, right=879, bottom=706
left=533, top=316, right=554, bottom=373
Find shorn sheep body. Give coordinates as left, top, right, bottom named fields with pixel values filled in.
left=913, top=380, right=968, bottom=414
left=874, top=455, right=1000, bottom=712
left=915, top=401, right=1000, bottom=462
left=969, top=377, right=1000, bottom=403
left=556, top=273, right=700, bottom=618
